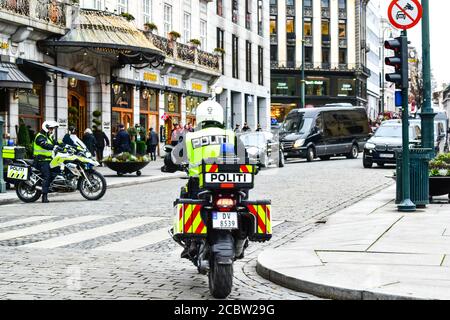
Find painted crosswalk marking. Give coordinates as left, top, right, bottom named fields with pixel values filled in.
left=21, top=217, right=164, bottom=249
left=93, top=228, right=171, bottom=252
left=0, top=216, right=54, bottom=229
left=0, top=215, right=108, bottom=241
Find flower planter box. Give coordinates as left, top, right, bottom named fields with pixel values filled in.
left=429, top=176, right=450, bottom=198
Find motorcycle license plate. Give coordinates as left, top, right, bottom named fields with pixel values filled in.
left=7, top=165, right=29, bottom=181
left=212, top=212, right=238, bottom=230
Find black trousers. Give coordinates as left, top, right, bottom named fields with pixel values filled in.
left=96, top=147, right=105, bottom=162
left=36, top=161, right=52, bottom=194
left=148, top=144, right=157, bottom=161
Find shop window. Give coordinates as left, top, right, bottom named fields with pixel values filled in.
left=271, top=78, right=296, bottom=96
left=18, top=85, right=43, bottom=136
left=305, top=77, right=329, bottom=96
left=112, top=84, right=132, bottom=109
left=140, top=89, right=158, bottom=112
left=164, top=92, right=180, bottom=114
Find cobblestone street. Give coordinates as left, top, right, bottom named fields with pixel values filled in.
left=0, top=157, right=394, bottom=299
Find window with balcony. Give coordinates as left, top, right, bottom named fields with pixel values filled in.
left=258, top=46, right=264, bottom=85
left=183, top=12, right=191, bottom=43
left=270, top=16, right=277, bottom=35
left=143, top=0, right=152, bottom=24
left=257, top=0, right=263, bottom=36
left=232, top=0, right=239, bottom=24
left=118, top=0, right=128, bottom=14
left=304, top=19, right=312, bottom=37
left=287, top=46, right=295, bottom=68
left=245, top=0, right=252, bottom=30
left=286, top=17, right=294, bottom=33
left=246, top=41, right=252, bottom=82
left=200, top=20, right=207, bottom=50
left=339, top=20, right=347, bottom=38
left=321, top=20, right=330, bottom=43
left=164, top=4, right=172, bottom=37
left=217, top=28, right=225, bottom=75
left=232, top=35, right=239, bottom=79
left=217, top=0, right=223, bottom=16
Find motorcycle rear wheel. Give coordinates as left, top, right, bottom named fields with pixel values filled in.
left=16, top=181, right=41, bottom=203
left=79, top=171, right=107, bottom=201
left=208, top=257, right=233, bottom=299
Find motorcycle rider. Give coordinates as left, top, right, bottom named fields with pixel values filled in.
left=33, top=120, right=61, bottom=203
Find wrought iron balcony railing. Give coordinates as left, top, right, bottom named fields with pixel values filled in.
left=148, top=33, right=220, bottom=73
left=270, top=34, right=277, bottom=44
left=0, top=0, right=68, bottom=28
left=271, top=62, right=371, bottom=74
left=304, top=6, right=313, bottom=17
left=339, top=8, right=347, bottom=19
left=286, top=5, right=295, bottom=16
left=304, top=36, right=313, bottom=46
left=270, top=5, right=277, bottom=15
left=321, top=7, right=330, bottom=18
left=339, top=38, right=347, bottom=47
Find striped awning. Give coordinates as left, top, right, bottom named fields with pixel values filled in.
left=39, top=9, right=165, bottom=67
left=0, top=62, right=33, bottom=89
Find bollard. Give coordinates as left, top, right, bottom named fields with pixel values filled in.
left=0, top=116, right=6, bottom=193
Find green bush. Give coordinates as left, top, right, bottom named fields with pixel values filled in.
left=136, top=141, right=146, bottom=155
left=130, top=141, right=136, bottom=156
left=17, top=119, right=32, bottom=158
left=93, top=110, right=102, bottom=118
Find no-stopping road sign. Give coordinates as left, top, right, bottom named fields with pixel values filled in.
left=388, top=0, right=423, bottom=30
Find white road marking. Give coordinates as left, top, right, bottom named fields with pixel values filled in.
left=0, top=216, right=54, bottom=229
left=93, top=228, right=171, bottom=252
left=272, top=220, right=285, bottom=228
left=21, top=217, right=164, bottom=249
left=0, top=215, right=108, bottom=241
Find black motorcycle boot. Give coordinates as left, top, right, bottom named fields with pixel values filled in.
left=42, top=194, right=49, bottom=203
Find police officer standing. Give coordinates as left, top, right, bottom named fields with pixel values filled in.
left=33, top=121, right=60, bottom=203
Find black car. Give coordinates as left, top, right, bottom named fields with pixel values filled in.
left=280, top=107, right=370, bottom=162
left=363, top=120, right=422, bottom=168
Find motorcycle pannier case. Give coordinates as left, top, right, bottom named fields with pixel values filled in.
left=2, top=146, right=26, bottom=160
left=243, top=200, right=272, bottom=242
left=173, top=199, right=208, bottom=240
left=6, top=163, right=31, bottom=182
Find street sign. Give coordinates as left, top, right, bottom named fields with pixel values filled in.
left=388, top=0, right=423, bottom=30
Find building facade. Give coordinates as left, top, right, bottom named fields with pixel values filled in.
left=365, top=0, right=380, bottom=121
left=269, top=0, right=371, bottom=124
left=81, top=0, right=272, bottom=132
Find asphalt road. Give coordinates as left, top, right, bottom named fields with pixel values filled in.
left=0, top=156, right=394, bottom=299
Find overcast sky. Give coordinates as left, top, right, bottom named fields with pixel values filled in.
left=380, top=0, right=449, bottom=88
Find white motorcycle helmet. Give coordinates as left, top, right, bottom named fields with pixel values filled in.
left=42, top=120, right=59, bottom=133
left=195, top=100, right=224, bottom=127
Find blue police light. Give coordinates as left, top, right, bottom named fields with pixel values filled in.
left=395, top=90, right=403, bottom=107
left=221, top=143, right=235, bottom=156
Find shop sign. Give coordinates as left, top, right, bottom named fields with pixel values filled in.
left=143, top=72, right=158, bottom=82
left=0, top=42, right=9, bottom=50
left=276, top=83, right=288, bottom=90
left=103, top=121, right=111, bottom=130
left=340, top=83, right=353, bottom=91
left=58, top=118, right=67, bottom=128
left=192, top=83, right=203, bottom=92
left=306, top=80, right=324, bottom=85
left=168, top=78, right=179, bottom=87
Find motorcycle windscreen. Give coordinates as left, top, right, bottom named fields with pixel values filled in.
left=70, top=135, right=88, bottom=151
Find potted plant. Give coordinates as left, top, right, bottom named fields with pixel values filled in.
left=144, top=22, right=158, bottom=33
left=189, top=39, right=201, bottom=49
left=429, top=153, right=450, bottom=201
left=214, top=47, right=226, bottom=55
left=168, top=31, right=181, bottom=42
left=120, top=12, right=135, bottom=22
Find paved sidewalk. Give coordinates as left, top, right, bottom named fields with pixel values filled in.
left=0, top=159, right=184, bottom=205
left=257, top=185, right=450, bottom=300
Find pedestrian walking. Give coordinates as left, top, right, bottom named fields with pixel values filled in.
left=82, top=128, right=97, bottom=156
left=242, top=122, right=251, bottom=132
left=256, top=124, right=262, bottom=132
left=62, top=126, right=77, bottom=147
left=113, top=124, right=131, bottom=154
left=146, top=128, right=159, bottom=161
left=234, top=124, right=241, bottom=133
left=93, top=125, right=110, bottom=165
left=171, top=124, right=180, bottom=146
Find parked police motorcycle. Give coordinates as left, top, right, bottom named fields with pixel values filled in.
left=169, top=157, right=272, bottom=299
left=8, top=136, right=107, bottom=203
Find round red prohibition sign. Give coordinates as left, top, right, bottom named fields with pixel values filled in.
left=388, top=0, right=423, bottom=30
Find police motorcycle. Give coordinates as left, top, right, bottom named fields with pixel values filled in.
left=166, top=132, right=272, bottom=298
left=9, top=136, right=107, bottom=203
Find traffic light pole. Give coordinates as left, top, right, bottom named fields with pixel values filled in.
left=398, top=30, right=416, bottom=212
left=420, top=0, right=436, bottom=152
left=0, top=116, right=6, bottom=193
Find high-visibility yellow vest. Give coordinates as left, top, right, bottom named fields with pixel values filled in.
left=33, top=133, right=54, bottom=160
left=185, top=127, right=235, bottom=187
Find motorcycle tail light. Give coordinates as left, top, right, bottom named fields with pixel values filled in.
left=216, top=198, right=236, bottom=211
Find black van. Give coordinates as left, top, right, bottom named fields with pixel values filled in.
left=280, top=107, right=370, bottom=162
